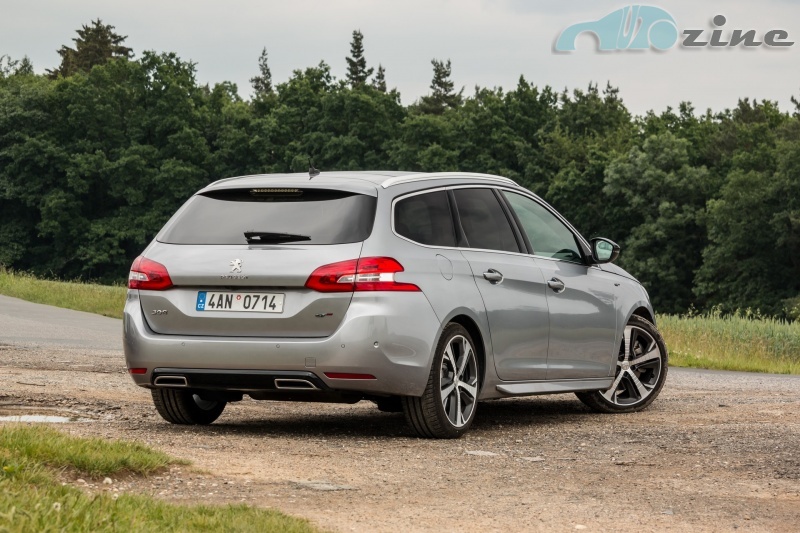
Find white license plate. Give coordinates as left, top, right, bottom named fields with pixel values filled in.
left=196, top=291, right=284, bottom=313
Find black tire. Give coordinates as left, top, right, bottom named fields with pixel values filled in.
left=576, top=315, right=668, bottom=413
left=402, top=323, right=480, bottom=438
left=151, top=388, right=226, bottom=425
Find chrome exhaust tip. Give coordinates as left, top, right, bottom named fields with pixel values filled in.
left=153, top=375, right=188, bottom=387
left=274, top=378, right=319, bottom=391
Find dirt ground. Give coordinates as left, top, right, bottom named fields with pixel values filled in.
left=1, top=295, right=799, bottom=532
left=2, top=338, right=799, bottom=533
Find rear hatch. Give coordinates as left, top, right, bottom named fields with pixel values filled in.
left=138, top=186, right=376, bottom=337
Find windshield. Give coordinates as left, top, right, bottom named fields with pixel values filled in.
left=158, top=188, right=377, bottom=245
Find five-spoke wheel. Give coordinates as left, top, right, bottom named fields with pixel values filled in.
left=403, top=323, right=480, bottom=438
left=439, top=334, right=479, bottom=428
left=576, top=315, right=668, bottom=413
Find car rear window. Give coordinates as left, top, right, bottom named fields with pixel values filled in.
left=394, top=191, right=457, bottom=247
left=158, top=188, right=377, bottom=245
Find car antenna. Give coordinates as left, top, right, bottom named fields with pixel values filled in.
left=308, top=160, right=320, bottom=179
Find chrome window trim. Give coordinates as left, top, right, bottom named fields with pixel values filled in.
left=390, top=184, right=593, bottom=267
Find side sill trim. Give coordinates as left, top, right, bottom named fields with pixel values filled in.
left=496, top=378, right=613, bottom=396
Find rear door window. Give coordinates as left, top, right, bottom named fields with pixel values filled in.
left=394, top=191, right=456, bottom=247
left=453, top=188, right=520, bottom=253
left=158, top=188, right=377, bottom=245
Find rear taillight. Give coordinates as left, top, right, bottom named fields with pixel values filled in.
left=305, top=257, right=420, bottom=293
left=128, top=256, right=173, bottom=290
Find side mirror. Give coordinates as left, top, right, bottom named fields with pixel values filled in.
left=591, top=237, right=620, bottom=264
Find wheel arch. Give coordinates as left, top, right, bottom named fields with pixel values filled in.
left=630, top=306, right=655, bottom=325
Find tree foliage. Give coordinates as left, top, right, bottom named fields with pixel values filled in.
left=372, top=64, right=387, bottom=92
left=417, top=59, right=463, bottom=114
left=2, top=23, right=800, bottom=318
left=0, top=55, right=34, bottom=77
left=47, top=19, right=133, bottom=78
left=250, top=47, right=273, bottom=96
left=345, top=30, right=373, bottom=87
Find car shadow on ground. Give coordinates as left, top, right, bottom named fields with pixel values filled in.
left=150, top=396, right=602, bottom=439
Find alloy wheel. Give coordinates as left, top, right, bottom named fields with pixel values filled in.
left=602, top=324, right=663, bottom=406
left=439, top=335, right=479, bottom=427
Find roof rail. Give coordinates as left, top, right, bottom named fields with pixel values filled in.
left=208, top=173, right=263, bottom=186
left=380, top=172, right=518, bottom=189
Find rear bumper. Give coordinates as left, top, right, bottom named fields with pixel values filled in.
left=123, top=290, right=441, bottom=397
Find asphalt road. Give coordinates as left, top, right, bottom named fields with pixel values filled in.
left=1, top=295, right=799, bottom=532
left=0, top=294, right=121, bottom=351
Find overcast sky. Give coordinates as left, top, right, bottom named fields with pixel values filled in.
left=4, top=1, right=799, bottom=115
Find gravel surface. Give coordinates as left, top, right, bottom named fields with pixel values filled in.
left=1, top=295, right=799, bottom=532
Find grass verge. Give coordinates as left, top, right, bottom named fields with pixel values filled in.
left=659, top=312, right=800, bottom=374
left=0, top=425, right=317, bottom=533
left=0, top=269, right=126, bottom=319
left=2, top=268, right=798, bottom=375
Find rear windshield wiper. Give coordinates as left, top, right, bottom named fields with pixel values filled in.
left=244, top=231, right=312, bottom=244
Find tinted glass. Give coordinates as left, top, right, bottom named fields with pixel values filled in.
left=503, top=191, right=582, bottom=262
left=158, top=189, right=377, bottom=245
left=395, top=191, right=456, bottom=247
left=453, top=188, right=520, bottom=253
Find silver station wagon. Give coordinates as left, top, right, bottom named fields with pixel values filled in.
left=124, top=171, right=667, bottom=438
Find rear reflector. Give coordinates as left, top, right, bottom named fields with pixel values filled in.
left=128, top=256, right=173, bottom=290
left=324, top=372, right=377, bottom=380
left=128, top=368, right=147, bottom=375
left=305, top=257, right=420, bottom=293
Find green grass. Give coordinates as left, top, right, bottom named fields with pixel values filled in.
left=2, top=268, right=799, bottom=375
left=0, top=425, right=177, bottom=477
left=0, top=269, right=126, bottom=318
left=0, top=425, right=317, bottom=533
left=659, top=312, right=800, bottom=374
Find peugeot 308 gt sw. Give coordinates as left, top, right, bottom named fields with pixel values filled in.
left=124, top=171, right=667, bottom=438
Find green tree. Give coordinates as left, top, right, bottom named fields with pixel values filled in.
left=206, top=81, right=263, bottom=178
left=389, top=112, right=460, bottom=171
left=250, top=47, right=272, bottom=96
left=695, top=114, right=800, bottom=316
left=0, top=73, right=63, bottom=269
left=503, top=77, right=559, bottom=192
left=1, top=52, right=216, bottom=281
left=345, top=30, right=373, bottom=87
left=445, top=87, right=520, bottom=178
left=47, top=19, right=133, bottom=78
left=604, top=133, right=714, bottom=314
left=417, top=59, right=463, bottom=114
left=270, top=61, right=335, bottom=171
left=372, top=64, right=387, bottom=92
left=0, top=55, right=33, bottom=77
left=540, top=83, right=634, bottom=236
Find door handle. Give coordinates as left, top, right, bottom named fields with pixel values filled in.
left=547, top=277, right=566, bottom=293
left=483, top=269, right=504, bottom=284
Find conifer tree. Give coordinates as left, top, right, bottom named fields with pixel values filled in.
left=15, top=56, right=34, bottom=76
left=372, top=64, right=387, bottom=92
left=250, top=47, right=273, bottom=95
left=346, top=30, right=373, bottom=87
left=418, top=59, right=463, bottom=114
left=47, top=19, right=132, bottom=78
left=0, top=55, right=33, bottom=77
